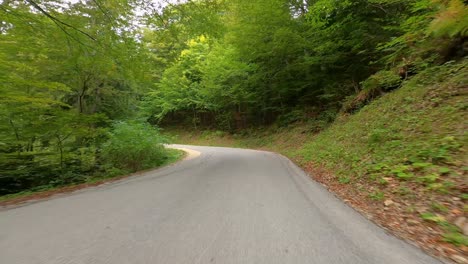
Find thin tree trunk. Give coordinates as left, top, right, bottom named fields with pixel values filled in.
left=56, top=135, right=64, bottom=171
left=9, top=118, right=22, bottom=155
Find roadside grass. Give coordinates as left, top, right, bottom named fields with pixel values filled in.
left=300, top=62, right=466, bottom=190
left=0, top=148, right=185, bottom=204
left=165, top=60, right=467, bottom=254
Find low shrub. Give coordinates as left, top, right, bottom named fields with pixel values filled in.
left=101, top=121, right=169, bottom=172
left=342, top=70, right=402, bottom=113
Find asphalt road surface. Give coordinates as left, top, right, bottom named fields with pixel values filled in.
left=0, top=145, right=443, bottom=264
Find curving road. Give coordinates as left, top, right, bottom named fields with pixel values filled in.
left=0, top=145, right=442, bottom=264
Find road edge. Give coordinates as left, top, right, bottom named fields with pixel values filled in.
left=0, top=147, right=193, bottom=210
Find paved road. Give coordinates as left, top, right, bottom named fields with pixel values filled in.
left=0, top=145, right=443, bottom=264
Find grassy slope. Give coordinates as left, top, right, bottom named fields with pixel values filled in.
left=167, top=60, right=467, bottom=260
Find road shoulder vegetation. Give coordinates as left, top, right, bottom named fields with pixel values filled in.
left=0, top=148, right=185, bottom=208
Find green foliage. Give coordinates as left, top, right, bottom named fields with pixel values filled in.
left=430, top=202, right=448, bottom=213
left=443, top=232, right=468, bottom=247
left=101, top=122, right=168, bottom=172
left=369, top=191, right=385, bottom=201
left=277, top=110, right=306, bottom=127
left=137, top=0, right=467, bottom=131
left=438, top=167, right=451, bottom=175
left=429, top=0, right=468, bottom=38
left=415, top=136, right=462, bottom=164
left=144, top=0, right=430, bottom=128
left=200, top=130, right=228, bottom=140
left=412, top=162, right=433, bottom=170
left=390, top=165, right=415, bottom=180
left=396, top=186, right=412, bottom=196
left=417, top=173, right=440, bottom=184
left=1, top=0, right=466, bottom=200
left=299, top=59, right=467, bottom=197
left=421, top=212, right=446, bottom=223
left=0, top=1, right=173, bottom=196
left=363, top=71, right=402, bottom=93
left=338, top=176, right=351, bottom=184
left=427, top=181, right=455, bottom=194
left=368, top=128, right=402, bottom=145
left=377, top=177, right=389, bottom=186
left=421, top=210, right=468, bottom=247
left=343, top=70, right=404, bottom=113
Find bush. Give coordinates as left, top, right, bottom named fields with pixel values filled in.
left=429, top=0, right=468, bottom=39
left=277, top=109, right=305, bottom=127
left=342, top=70, right=402, bottom=113
left=101, top=121, right=169, bottom=172
left=362, top=70, right=402, bottom=93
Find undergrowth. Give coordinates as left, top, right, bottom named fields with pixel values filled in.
left=0, top=148, right=184, bottom=203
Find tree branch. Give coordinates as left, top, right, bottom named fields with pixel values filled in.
left=25, top=0, right=97, bottom=41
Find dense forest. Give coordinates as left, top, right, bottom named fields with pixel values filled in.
left=0, top=0, right=466, bottom=195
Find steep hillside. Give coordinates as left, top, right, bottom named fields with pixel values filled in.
left=167, top=59, right=468, bottom=262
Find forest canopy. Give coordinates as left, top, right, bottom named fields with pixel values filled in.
left=0, top=0, right=467, bottom=194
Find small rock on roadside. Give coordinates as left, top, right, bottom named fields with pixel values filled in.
left=450, top=255, right=468, bottom=264
left=435, top=246, right=444, bottom=253
left=384, top=199, right=394, bottom=207
left=451, top=209, right=462, bottom=216
left=464, top=223, right=468, bottom=236
left=416, top=207, right=428, bottom=214
left=407, top=219, right=419, bottom=226
left=453, top=216, right=466, bottom=229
